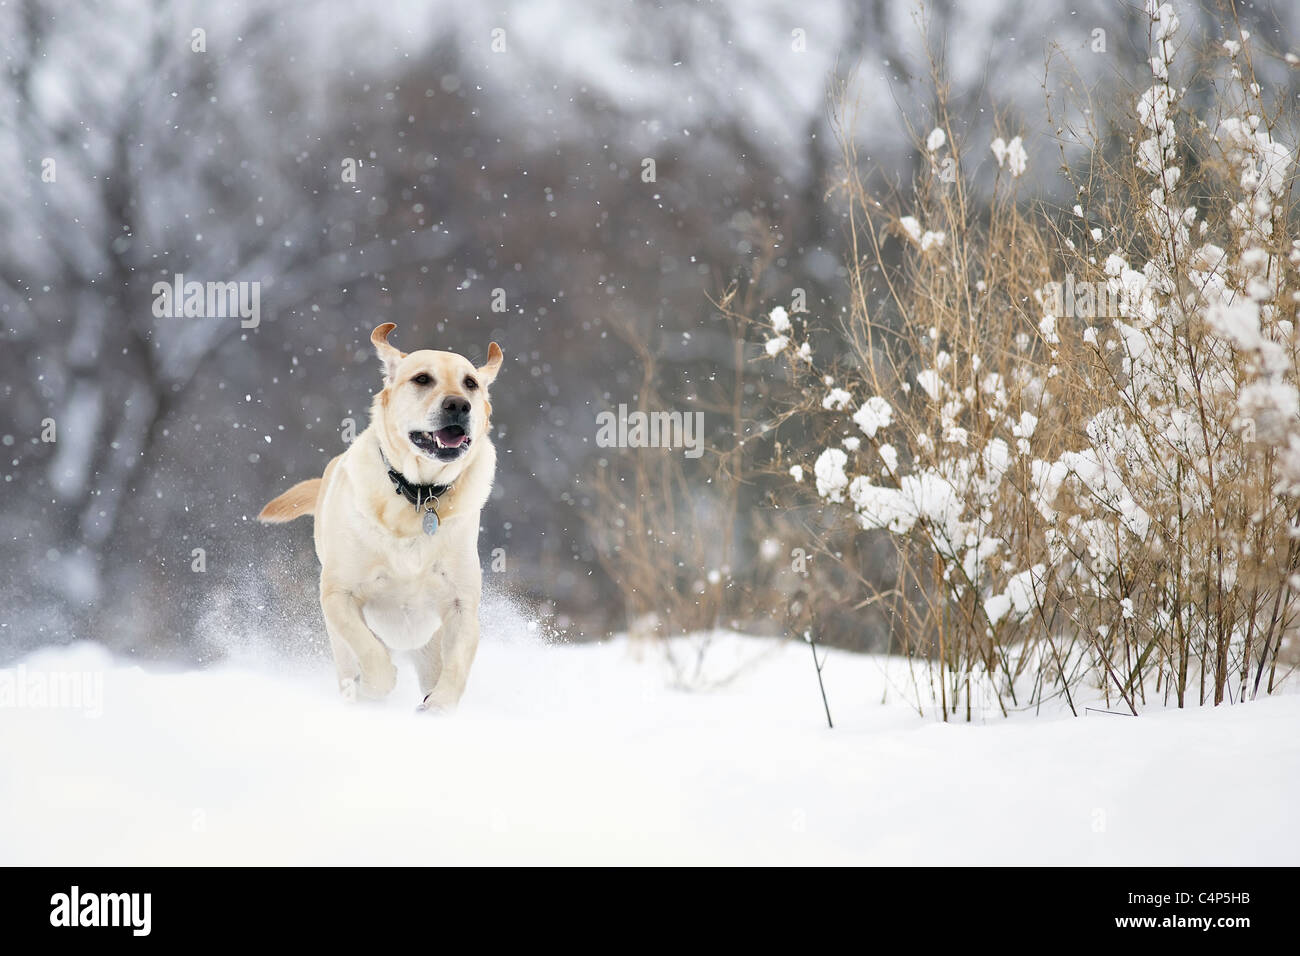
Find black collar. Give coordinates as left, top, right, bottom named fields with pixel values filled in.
left=378, top=443, right=451, bottom=511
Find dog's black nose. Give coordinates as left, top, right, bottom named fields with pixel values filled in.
left=442, top=395, right=470, bottom=416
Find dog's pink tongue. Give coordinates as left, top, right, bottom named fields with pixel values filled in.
left=437, top=428, right=468, bottom=447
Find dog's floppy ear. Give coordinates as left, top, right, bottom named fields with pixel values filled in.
left=478, top=342, right=504, bottom=386
left=371, top=323, right=405, bottom=385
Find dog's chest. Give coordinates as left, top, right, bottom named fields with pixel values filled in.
left=361, top=595, right=441, bottom=651
left=359, top=538, right=454, bottom=651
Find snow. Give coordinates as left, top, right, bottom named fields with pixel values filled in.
left=822, top=387, right=852, bottom=410
left=986, top=564, right=1047, bottom=626
left=878, top=443, right=898, bottom=473
left=764, top=334, right=789, bottom=356
left=813, top=447, right=849, bottom=502
left=1012, top=410, right=1039, bottom=439
left=853, top=396, right=893, bottom=438
left=991, top=135, right=1028, bottom=177
left=916, top=368, right=944, bottom=401
left=1137, top=84, right=1173, bottom=130
left=2, top=609, right=1296, bottom=866
left=1006, top=136, right=1028, bottom=177
left=991, top=136, right=1008, bottom=167
left=1152, top=3, right=1180, bottom=42
left=1038, top=311, right=1060, bottom=344
left=920, top=229, right=946, bottom=251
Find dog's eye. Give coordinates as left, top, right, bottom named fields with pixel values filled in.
left=411, top=373, right=433, bottom=386
left=464, top=376, right=478, bottom=390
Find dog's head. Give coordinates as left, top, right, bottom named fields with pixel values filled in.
left=370, top=323, right=502, bottom=476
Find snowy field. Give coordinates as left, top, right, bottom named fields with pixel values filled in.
left=2, top=598, right=1297, bottom=866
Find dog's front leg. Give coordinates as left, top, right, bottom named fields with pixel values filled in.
left=321, top=583, right=397, bottom=700
left=410, top=638, right=442, bottom=700
left=418, top=597, right=480, bottom=713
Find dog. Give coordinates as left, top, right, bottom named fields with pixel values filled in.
left=259, top=323, right=503, bottom=712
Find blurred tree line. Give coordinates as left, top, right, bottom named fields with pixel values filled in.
left=3, top=0, right=1294, bottom=661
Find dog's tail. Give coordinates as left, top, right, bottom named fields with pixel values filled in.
left=258, top=479, right=321, bottom=523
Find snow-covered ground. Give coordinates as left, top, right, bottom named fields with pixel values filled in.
left=2, top=598, right=1297, bottom=866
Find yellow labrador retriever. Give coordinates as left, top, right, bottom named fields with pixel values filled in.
left=259, top=323, right=503, bottom=712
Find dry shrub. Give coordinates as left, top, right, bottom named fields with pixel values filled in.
left=582, top=236, right=803, bottom=686
left=765, top=0, right=1300, bottom=717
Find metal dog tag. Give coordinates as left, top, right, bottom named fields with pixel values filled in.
left=422, top=508, right=439, bottom=535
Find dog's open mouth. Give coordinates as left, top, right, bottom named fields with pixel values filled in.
left=409, top=426, right=470, bottom=461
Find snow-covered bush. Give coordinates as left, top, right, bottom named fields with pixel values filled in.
left=765, top=1, right=1299, bottom=717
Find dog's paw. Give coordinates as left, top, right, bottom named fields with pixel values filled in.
left=359, top=656, right=397, bottom=699
left=339, top=677, right=360, bottom=702
left=416, top=693, right=451, bottom=715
